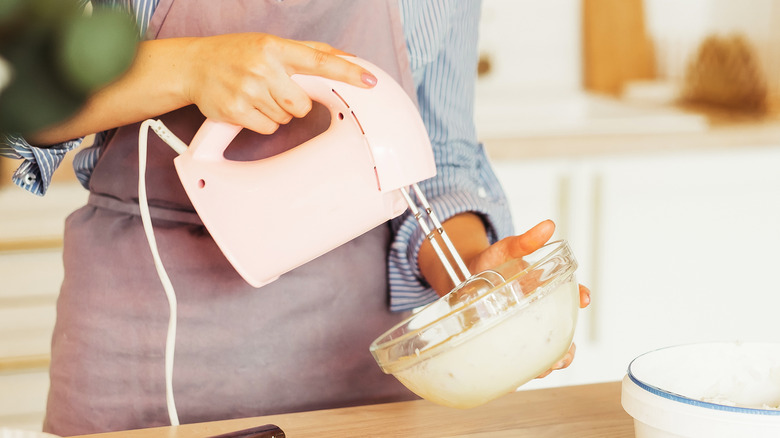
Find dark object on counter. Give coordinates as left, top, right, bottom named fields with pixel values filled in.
left=0, top=0, right=138, bottom=136
left=207, top=424, right=286, bottom=438
left=682, top=34, right=768, bottom=114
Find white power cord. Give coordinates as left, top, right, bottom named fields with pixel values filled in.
left=137, top=119, right=188, bottom=426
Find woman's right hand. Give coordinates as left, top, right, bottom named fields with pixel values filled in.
left=182, top=33, right=377, bottom=135
left=28, top=33, right=375, bottom=146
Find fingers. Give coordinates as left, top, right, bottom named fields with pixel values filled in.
left=283, top=41, right=378, bottom=89
left=239, top=56, right=311, bottom=125
left=228, top=108, right=281, bottom=135
left=579, top=284, right=591, bottom=308
left=242, top=39, right=375, bottom=133
left=536, top=369, right=553, bottom=379
left=217, top=82, right=287, bottom=134
left=189, top=34, right=377, bottom=135
left=268, top=81, right=311, bottom=120
left=300, top=40, right=355, bottom=57
left=465, top=219, right=556, bottom=275
left=556, top=343, right=576, bottom=370
left=506, top=219, right=556, bottom=258
left=536, top=343, right=577, bottom=379
left=489, top=219, right=555, bottom=263
left=506, top=222, right=591, bottom=309
left=245, top=85, right=293, bottom=126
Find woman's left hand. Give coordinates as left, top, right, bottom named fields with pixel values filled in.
left=419, top=215, right=591, bottom=379
left=471, top=219, right=591, bottom=306
left=464, top=219, right=590, bottom=378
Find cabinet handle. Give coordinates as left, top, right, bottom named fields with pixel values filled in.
left=557, top=173, right=571, bottom=238
left=588, top=172, right=603, bottom=343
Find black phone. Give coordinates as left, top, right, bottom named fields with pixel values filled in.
left=207, top=424, right=285, bottom=438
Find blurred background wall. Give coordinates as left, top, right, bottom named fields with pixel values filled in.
left=476, top=0, right=779, bottom=118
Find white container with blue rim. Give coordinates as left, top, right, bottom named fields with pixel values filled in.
left=621, top=342, right=780, bottom=437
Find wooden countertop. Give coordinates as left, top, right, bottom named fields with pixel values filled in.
left=73, top=381, right=634, bottom=438
left=483, top=120, right=780, bottom=161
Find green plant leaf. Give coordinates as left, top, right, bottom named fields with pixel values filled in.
left=56, top=7, right=138, bottom=94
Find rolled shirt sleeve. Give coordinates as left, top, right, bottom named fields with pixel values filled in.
left=388, top=0, right=514, bottom=311
left=0, top=134, right=83, bottom=196
left=0, top=0, right=146, bottom=197
left=0, top=0, right=96, bottom=196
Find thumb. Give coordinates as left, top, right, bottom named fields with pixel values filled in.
left=468, top=220, right=556, bottom=274
left=505, top=219, right=556, bottom=259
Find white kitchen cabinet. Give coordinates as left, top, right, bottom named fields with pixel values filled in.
left=0, top=249, right=60, bottom=432
left=0, top=182, right=87, bottom=432
left=585, top=146, right=780, bottom=381
left=492, top=159, right=574, bottom=237
left=489, top=143, right=780, bottom=390
left=0, top=370, right=50, bottom=432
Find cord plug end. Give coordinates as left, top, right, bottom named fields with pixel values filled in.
left=148, top=119, right=188, bottom=155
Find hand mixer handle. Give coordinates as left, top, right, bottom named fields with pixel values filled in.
left=186, top=55, right=435, bottom=193
left=186, top=64, right=358, bottom=162
left=187, top=120, right=243, bottom=161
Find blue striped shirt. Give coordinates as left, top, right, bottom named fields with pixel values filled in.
left=0, top=0, right=513, bottom=311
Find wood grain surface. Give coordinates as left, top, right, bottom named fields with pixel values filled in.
left=73, top=382, right=635, bottom=438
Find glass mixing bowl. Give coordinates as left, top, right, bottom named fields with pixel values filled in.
left=370, top=240, right=580, bottom=409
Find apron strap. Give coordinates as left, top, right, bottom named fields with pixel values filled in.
left=88, top=192, right=204, bottom=226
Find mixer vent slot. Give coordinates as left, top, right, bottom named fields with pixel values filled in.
left=331, top=89, right=349, bottom=108
left=351, top=111, right=365, bottom=135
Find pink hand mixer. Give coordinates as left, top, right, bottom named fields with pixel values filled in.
left=170, top=56, right=472, bottom=287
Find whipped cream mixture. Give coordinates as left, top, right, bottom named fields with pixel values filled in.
left=393, top=279, right=579, bottom=409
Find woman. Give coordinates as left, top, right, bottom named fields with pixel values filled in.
left=2, top=0, right=589, bottom=435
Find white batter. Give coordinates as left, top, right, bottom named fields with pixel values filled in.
left=392, top=278, right=579, bottom=409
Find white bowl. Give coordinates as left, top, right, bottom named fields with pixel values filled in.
left=621, top=342, right=780, bottom=438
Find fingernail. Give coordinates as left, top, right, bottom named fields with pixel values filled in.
left=361, top=72, right=377, bottom=87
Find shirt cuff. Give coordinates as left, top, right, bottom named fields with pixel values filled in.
left=387, top=145, right=514, bottom=312
left=1, top=133, right=83, bottom=196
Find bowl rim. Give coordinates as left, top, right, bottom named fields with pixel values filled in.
left=370, top=239, right=577, bottom=370
left=627, top=342, right=780, bottom=416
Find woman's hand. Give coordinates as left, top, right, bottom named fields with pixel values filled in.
left=419, top=215, right=591, bottom=379
left=30, top=33, right=376, bottom=145
left=421, top=215, right=590, bottom=307
left=465, top=218, right=591, bottom=309
left=537, top=343, right=578, bottom=379
left=183, top=33, right=377, bottom=135
left=457, top=218, right=591, bottom=378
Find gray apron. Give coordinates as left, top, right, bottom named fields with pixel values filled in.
left=45, top=1, right=417, bottom=435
